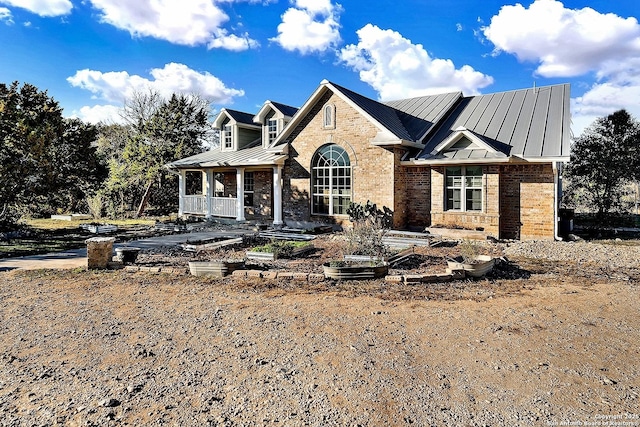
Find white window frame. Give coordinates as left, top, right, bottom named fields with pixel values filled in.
left=244, top=171, right=254, bottom=207
left=223, top=124, right=233, bottom=149
left=445, top=166, right=483, bottom=212
left=267, top=118, right=278, bottom=144
left=323, top=104, right=335, bottom=129
left=312, top=144, right=351, bottom=216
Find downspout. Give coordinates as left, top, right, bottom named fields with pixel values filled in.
left=553, top=161, right=563, bottom=241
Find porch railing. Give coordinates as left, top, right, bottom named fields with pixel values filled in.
left=183, top=195, right=206, bottom=214
left=211, top=197, right=238, bottom=218
left=182, top=195, right=239, bottom=218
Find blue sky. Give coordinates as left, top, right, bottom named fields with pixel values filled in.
left=1, top=0, right=639, bottom=136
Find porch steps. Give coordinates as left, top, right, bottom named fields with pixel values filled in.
left=259, top=229, right=316, bottom=241
left=383, top=230, right=442, bottom=249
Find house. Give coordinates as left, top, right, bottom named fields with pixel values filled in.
left=167, top=80, right=571, bottom=240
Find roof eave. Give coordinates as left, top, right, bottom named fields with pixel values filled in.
left=200, top=155, right=288, bottom=168
left=401, top=155, right=569, bottom=166
left=370, top=138, right=424, bottom=149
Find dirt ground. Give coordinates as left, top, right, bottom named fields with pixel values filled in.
left=0, top=238, right=639, bottom=426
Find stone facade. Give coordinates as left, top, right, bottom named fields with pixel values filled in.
left=282, top=91, right=401, bottom=227
left=246, top=170, right=272, bottom=219
left=217, top=170, right=273, bottom=220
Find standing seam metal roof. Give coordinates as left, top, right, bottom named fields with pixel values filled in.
left=418, top=84, right=570, bottom=160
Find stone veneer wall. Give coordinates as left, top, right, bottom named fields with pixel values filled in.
left=430, top=165, right=500, bottom=237
left=282, top=91, right=398, bottom=226
left=246, top=170, right=272, bottom=219
left=219, top=170, right=272, bottom=220
left=221, top=172, right=236, bottom=197
left=500, top=163, right=555, bottom=240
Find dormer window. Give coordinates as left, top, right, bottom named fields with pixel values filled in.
left=223, top=124, right=232, bottom=149
left=323, top=104, right=335, bottom=129
left=267, top=118, right=278, bottom=144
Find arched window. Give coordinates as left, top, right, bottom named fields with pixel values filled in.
left=323, top=104, right=335, bottom=128
left=312, top=144, right=351, bottom=215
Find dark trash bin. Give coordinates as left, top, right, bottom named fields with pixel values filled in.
left=559, top=208, right=574, bottom=237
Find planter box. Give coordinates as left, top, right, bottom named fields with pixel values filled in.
left=323, top=262, right=389, bottom=280
left=188, top=260, right=245, bottom=277
left=246, top=244, right=314, bottom=261
left=80, top=224, right=118, bottom=234
left=447, top=255, right=495, bottom=278
left=343, top=254, right=385, bottom=263
left=115, top=247, right=141, bottom=265
left=51, top=214, right=92, bottom=221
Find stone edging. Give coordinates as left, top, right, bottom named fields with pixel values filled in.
left=123, top=265, right=468, bottom=282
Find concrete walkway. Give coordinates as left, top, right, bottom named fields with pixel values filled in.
left=0, top=230, right=250, bottom=272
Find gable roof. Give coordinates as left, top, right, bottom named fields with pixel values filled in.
left=414, top=84, right=571, bottom=163
left=213, top=108, right=258, bottom=129
left=254, top=100, right=299, bottom=124
left=270, top=101, right=298, bottom=118
left=270, top=80, right=460, bottom=150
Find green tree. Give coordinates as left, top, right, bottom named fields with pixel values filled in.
left=0, top=82, right=104, bottom=227
left=99, top=91, right=211, bottom=217
left=564, top=109, right=640, bottom=225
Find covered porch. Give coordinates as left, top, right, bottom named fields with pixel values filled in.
left=178, top=164, right=284, bottom=225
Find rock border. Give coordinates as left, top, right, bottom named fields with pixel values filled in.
left=122, top=265, right=468, bottom=283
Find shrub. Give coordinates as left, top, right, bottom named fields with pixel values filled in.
left=344, top=201, right=392, bottom=259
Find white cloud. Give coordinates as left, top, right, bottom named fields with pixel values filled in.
left=270, top=0, right=341, bottom=54
left=71, top=104, right=125, bottom=125
left=208, top=30, right=259, bottom=51
left=67, top=62, right=245, bottom=105
left=0, top=7, right=12, bottom=23
left=482, top=0, right=640, bottom=78
left=482, top=0, right=640, bottom=136
left=571, top=63, right=640, bottom=136
left=0, top=0, right=71, bottom=16
left=86, top=0, right=258, bottom=50
left=339, top=24, right=494, bottom=100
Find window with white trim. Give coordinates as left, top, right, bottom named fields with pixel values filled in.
left=323, top=104, right=335, bottom=128
left=223, top=124, right=232, bottom=149
left=312, top=144, right=351, bottom=215
left=445, top=166, right=483, bottom=211
left=267, top=118, right=278, bottom=144
left=214, top=172, right=224, bottom=197
left=244, top=171, right=254, bottom=207
left=185, top=171, right=204, bottom=196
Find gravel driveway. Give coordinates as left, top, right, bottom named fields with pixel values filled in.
left=0, top=239, right=639, bottom=426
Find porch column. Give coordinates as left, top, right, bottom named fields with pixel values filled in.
left=205, top=169, right=213, bottom=219
left=273, top=165, right=283, bottom=226
left=236, top=167, right=245, bottom=221
left=178, top=170, right=185, bottom=217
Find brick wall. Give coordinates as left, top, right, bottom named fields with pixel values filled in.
left=500, top=164, right=555, bottom=240
left=429, top=166, right=500, bottom=236
left=401, top=166, right=431, bottom=228
left=282, top=90, right=399, bottom=226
